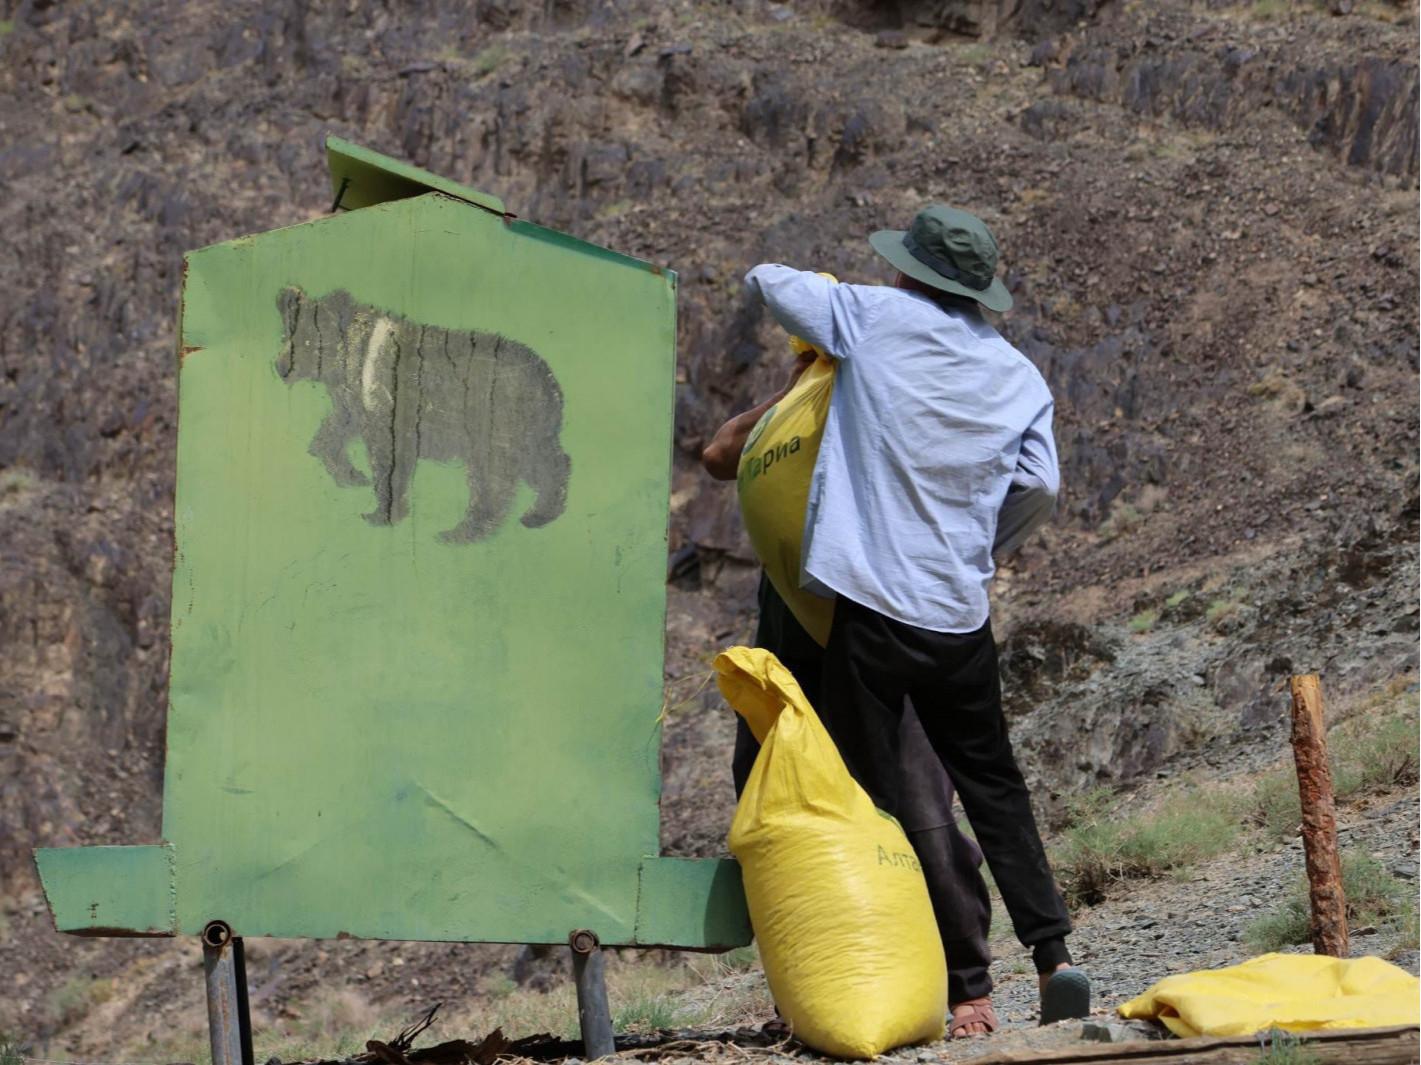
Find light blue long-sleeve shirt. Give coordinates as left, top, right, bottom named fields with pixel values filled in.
left=744, top=264, right=1060, bottom=633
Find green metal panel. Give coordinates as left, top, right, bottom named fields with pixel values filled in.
left=35, top=845, right=175, bottom=936
left=326, top=137, right=505, bottom=215
left=635, top=858, right=749, bottom=949
left=36, top=145, right=748, bottom=950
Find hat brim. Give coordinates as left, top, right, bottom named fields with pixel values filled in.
left=869, top=229, right=1013, bottom=313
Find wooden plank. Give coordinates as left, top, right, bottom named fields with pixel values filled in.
left=1290, top=673, right=1348, bottom=957
left=965, top=1024, right=1419, bottom=1065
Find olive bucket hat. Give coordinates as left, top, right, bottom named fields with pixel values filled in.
left=869, top=205, right=1013, bottom=312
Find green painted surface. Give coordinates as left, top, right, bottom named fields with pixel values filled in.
left=35, top=144, right=748, bottom=949
left=635, top=858, right=749, bottom=949
left=327, top=136, right=505, bottom=215
left=35, top=845, right=175, bottom=935
left=170, top=192, right=672, bottom=943
left=507, top=217, right=672, bottom=276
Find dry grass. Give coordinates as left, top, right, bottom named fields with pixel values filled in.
left=42, top=976, right=115, bottom=1030
left=111, top=952, right=770, bottom=1065
left=1247, top=368, right=1308, bottom=413
left=1058, top=672, right=1419, bottom=907
left=1238, top=0, right=1411, bottom=21
left=1249, top=677, right=1419, bottom=840
left=0, top=467, right=36, bottom=506
left=1098, top=501, right=1145, bottom=543
left=679, top=949, right=773, bottom=1030
left=122, top=987, right=398, bottom=1065
left=439, top=950, right=771, bottom=1045
left=1246, top=853, right=1417, bottom=953
left=1053, top=786, right=1246, bottom=906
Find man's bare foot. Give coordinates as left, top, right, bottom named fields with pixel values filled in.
left=1038, top=961, right=1072, bottom=996
left=948, top=997, right=998, bottom=1038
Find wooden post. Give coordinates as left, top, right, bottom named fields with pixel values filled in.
left=1289, top=675, right=1348, bottom=957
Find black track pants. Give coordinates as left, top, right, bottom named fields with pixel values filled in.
left=817, top=595, right=1073, bottom=960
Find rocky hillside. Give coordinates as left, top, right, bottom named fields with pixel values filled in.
left=0, top=0, right=1416, bottom=1051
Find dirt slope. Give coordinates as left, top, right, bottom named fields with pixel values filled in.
left=0, top=0, right=1416, bottom=1054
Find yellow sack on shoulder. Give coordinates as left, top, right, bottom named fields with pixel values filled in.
left=1118, top=953, right=1421, bottom=1038
left=714, top=646, right=946, bottom=1059
left=736, top=276, right=839, bottom=648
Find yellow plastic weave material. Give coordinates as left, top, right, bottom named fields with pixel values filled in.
left=715, top=646, right=947, bottom=1059
left=1118, top=953, right=1421, bottom=1038
left=735, top=276, right=839, bottom=647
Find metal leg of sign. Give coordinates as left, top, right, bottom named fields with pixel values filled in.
left=569, top=929, right=615, bottom=1059
left=202, top=921, right=254, bottom=1065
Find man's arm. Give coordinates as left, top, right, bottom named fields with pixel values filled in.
left=994, top=402, right=1060, bottom=555
left=700, top=352, right=816, bottom=481
left=701, top=395, right=779, bottom=481
left=744, top=265, right=873, bottom=358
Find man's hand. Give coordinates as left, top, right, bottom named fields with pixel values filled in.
left=783, top=348, right=817, bottom=392
left=701, top=353, right=816, bottom=481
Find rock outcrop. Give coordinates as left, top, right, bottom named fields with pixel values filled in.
left=0, top=0, right=1416, bottom=893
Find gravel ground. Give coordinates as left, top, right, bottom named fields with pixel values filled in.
left=649, top=785, right=1420, bottom=1065
left=896, top=788, right=1417, bottom=1063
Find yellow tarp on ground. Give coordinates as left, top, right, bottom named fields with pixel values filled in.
left=715, top=646, right=947, bottom=1059
left=1118, top=953, right=1421, bottom=1038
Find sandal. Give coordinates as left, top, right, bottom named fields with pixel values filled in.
left=949, top=997, right=999, bottom=1038
left=760, top=1016, right=792, bottom=1041
left=1040, top=967, right=1091, bottom=1025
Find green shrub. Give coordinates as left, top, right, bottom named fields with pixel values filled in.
left=1054, top=788, right=1242, bottom=906
left=1246, top=853, right=1412, bottom=952
left=1129, top=608, right=1159, bottom=634
left=0, top=468, right=34, bottom=502
left=1342, top=852, right=1413, bottom=928
left=1393, top=899, right=1419, bottom=959
left=614, top=993, right=680, bottom=1033
left=44, top=975, right=113, bottom=1028
left=1205, top=599, right=1242, bottom=631
left=1249, top=708, right=1417, bottom=841
left=1246, top=894, right=1311, bottom=952
left=1, top=1036, right=27, bottom=1065
left=483, top=973, right=517, bottom=998
left=1333, top=714, right=1419, bottom=796
left=1115, top=801, right=1241, bottom=870
left=1100, top=502, right=1144, bottom=542
left=1254, top=1029, right=1321, bottom=1064
left=1060, top=785, right=1115, bottom=829
left=1251, top=769, right=1300, bottom=841
left=471, top=45, right=508, bottom=78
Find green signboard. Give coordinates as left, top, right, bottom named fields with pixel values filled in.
left=36, top=139, right=748, bottom=953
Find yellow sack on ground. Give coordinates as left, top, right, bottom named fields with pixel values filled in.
left=714, top=646, right=947, bottom=1058
left=736, top=282, right=838, bottom=647
left=1118, top=953, right=1421, bottom=1038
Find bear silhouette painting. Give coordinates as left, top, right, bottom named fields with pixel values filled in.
left=275, top=287, right=571, bottom=543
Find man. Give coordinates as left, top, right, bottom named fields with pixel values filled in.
left=742, top=205, right=1088, bottom=1023
left=703, top=353, right=998, bottom=1037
